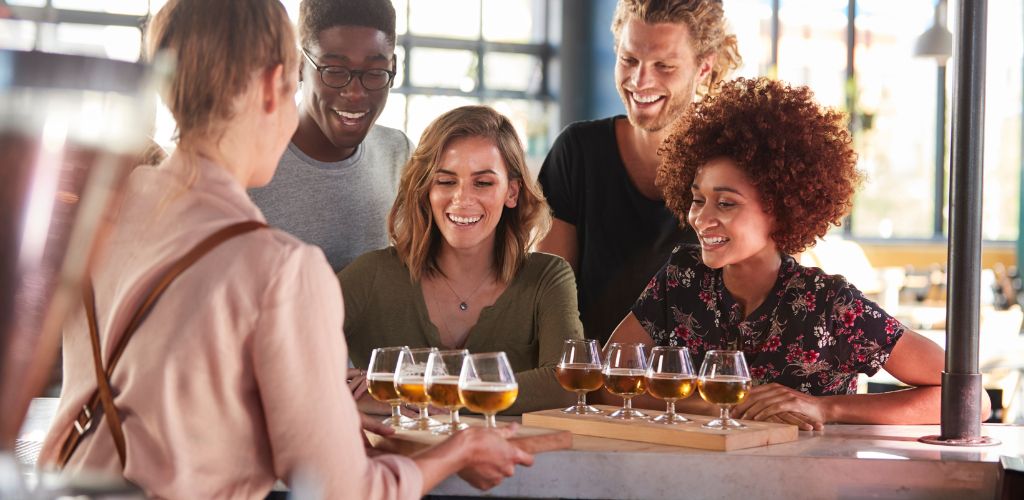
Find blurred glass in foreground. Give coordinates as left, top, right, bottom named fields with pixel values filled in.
left=0, top=48, right=157, bottom=496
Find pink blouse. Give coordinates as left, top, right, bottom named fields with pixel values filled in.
left=39, top=156, right=422, bottom=499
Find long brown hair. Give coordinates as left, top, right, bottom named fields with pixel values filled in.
left=388, top=106, right=550, bottom=283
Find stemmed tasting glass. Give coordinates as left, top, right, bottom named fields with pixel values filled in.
left=602, top=343, right=648, bottom=420
left=645, top=346, right=696, bottom=424
left=697, top=350, right=752, bottom=430
left=556, top=339, right=605, bottom=414
left=425, top=349, right=470, bottom=435
left=459, top=352, right=518, bottom=428
left=395, top=347, right=442, bottom=430
left=367, top=346, right=415, bottom=428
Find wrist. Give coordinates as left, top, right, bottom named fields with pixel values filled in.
left=821, top=395, right=840, bottom=423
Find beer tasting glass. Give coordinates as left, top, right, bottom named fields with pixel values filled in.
left=367, top=346, right=415, bottom=428
left=459, top=352, right=518, bottom=428
left=396, top=347, right=442, bottom=430
left=602, top=343, right=648, bottom=420
left=425, top=349, right=469, bottom=435
left=645, top=346, right=696, bottom=424
left=697, top=350, right=752, bottom=430
left=556, top=339, right=605, bottom=414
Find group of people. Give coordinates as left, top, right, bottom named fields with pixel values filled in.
left=37, top=0, right=987, bottom=497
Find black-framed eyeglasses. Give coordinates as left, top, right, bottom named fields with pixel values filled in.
left=302, top=49, right=395, bottom=91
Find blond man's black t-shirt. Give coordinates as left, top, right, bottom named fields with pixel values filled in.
left=538, top=116, right=696, bottom=344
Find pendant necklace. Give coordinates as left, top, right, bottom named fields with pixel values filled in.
left=439, top=272, right=492, bottom=312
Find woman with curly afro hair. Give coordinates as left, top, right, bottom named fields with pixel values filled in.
left=602, top=77, right=988, bottom=429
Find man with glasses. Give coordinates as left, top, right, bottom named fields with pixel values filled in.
left=250, top=0, right=410, bottom=271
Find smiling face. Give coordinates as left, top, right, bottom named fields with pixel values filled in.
left=429, top=135, right=520, bottom=257
left=615, top=17, right=712, bottom=133
left=687, top=158, right=778, bottom=270
left=298, top=25, right=394, bottom=160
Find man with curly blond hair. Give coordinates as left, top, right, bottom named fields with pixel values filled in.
left=601, top=77, right=989, bottom=430
left=537, top=0, right=741, bottom=343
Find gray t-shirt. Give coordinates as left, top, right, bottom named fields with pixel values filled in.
left=250, top=125, right=412, bottom=271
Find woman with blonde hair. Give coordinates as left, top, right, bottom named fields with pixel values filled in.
left=341, top=105, right=583, bottom=414
left=39, top=1, right=530, bottom=497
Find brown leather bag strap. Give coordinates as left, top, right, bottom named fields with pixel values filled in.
left=57, top=220, right=268, bottom=469
left=83, top=280, right=128, bottom=468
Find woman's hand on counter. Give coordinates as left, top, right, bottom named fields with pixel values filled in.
left=734, top=383, right=828, bottom=431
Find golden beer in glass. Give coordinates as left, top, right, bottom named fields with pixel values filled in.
left=367, top=346, right=415, bottom=428
left=459, top=352, right=518, bottom=428
left=424, top=349, right=469, bottom=434
left=602, top=343, right=648, bottom=420
left=697, top=377, right=751, bottom=406
left=697, top=350, right=752, bottom=430
left=645, top=345, right=695, bottom=424
left=556, top=339, right=604, bottom=414
left=396, top=347, right=442, bottom=430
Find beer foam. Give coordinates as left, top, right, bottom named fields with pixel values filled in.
left=459, top=381, right=518, bottom=392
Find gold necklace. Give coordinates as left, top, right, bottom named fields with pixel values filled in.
left=438, top=272, right=492, bottom=312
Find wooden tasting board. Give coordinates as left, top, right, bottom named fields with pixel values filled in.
left=521, top=405, right=798, bottom=452
left=368, top=417, right=573, bottom=456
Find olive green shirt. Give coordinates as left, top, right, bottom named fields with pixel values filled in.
left=338, top=248, right=583, bottom=414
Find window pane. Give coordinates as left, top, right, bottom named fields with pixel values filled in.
left=5, top=0, right=47, bottom=7
left=0, top=19, right=36, bottom=51
left=981, top=0, right=1022, bottom=241
left=377, top=93, right=407, bottom=135
left=393, top=45, right=406, bottom=89
left=394, top=0, right=408, bottom=36
left=409, top=0, right=480, bottom=40
left=52, top=0, right=148, bottom=15
left=279, top=0, right=300, bottom=23
left=482, top=0, right=543, bottom=43
left=409, top=48, right=477, bottom=91
left=486, top=98, right=553, bottom=163
left=406, top=94, right=478, bottom=144
left=723, top=0, right=774, bottom=78
left=37, top=23, right=142, bottom=61
left=483, top=52, right=541, bottom=93
left=850, top=0, right=936, bottom=239
left=777, top=0, right=847, bottom=107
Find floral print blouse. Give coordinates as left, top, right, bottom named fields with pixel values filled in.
left=632, top=245, right=905, bottom=396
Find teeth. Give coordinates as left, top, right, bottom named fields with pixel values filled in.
left=631, top=92, right=661, bottom=104
left=335, top=110, right=367, bottom=119
left=448, top=214, right=482, bottom=225
left=702, top=236, right=729, bottom=245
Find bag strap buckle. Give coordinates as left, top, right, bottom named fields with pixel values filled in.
left=73, top=405, right=93, bottom=435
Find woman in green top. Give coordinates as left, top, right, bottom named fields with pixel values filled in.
left=339, top=105, right=582, bottom=414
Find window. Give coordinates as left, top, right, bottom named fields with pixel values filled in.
left=724, top=0, right=1022, bottom=243
left=390, top=0, right=557, bottom=160
left=2, top=0, right=557, bottom=163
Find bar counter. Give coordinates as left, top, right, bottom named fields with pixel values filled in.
left=430, top=419, right=1024, bottom=499
left=16, top=399, right=1024, bottom=499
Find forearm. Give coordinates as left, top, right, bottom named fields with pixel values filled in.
left=411, top=436, right=470, bottom=494
left=824, top=386, right=943, bottom=424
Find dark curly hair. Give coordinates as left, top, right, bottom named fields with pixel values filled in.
left=657, top=77, right=862, bottom=255
left=299, top=0, right=396, bottom=50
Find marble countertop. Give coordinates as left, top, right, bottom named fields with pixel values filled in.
left=18, top=398, right=1023, bottom=499
left=430, top=419, right=1024, bottom=499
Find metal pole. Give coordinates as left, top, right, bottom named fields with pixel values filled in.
left=933, top=64, right=947, bottom=237
left=920, top=0, right=998, bottom=446
left=770, top=0, right=779, bottom=72
left=843, top=0, right=856, bottom=236
left=559, top=0, right=591, bottom=127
